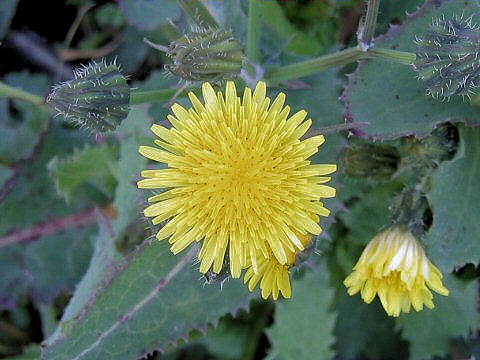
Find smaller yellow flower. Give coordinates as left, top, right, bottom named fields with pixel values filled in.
left=344, top=226, right=449, bottom=317
left=244, top=233, right=313, bottom=300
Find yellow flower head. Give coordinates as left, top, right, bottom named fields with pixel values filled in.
left=137, top=81, right=336, bottom=279
left=344, top=226, right=449, bottom=317
left=244, top=232, right=313, bottom=300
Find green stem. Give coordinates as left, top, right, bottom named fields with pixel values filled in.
left=362, top=47, right=416, bottom=65
left=246, top=0, right=262, bottom=64
left=177, top=0, right=219, bottom=29
left=0, top=81, right=45, bottom=106
left=130, top=89, right=179, bottom=105
left=265, top=46, right=416, bottom=84
left=265, top=47, right=363, bottom=84
left=359, top=0, right=380, bottom=49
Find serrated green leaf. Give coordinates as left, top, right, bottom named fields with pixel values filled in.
left=49, top=144, right=117, bottom=203
left=267, top=263, right=336, bottom=360
left=42, top=241, right=252, bottom=360
left=118, top=0, right=180, bottom=31
left=425, top=126, right=480, bottom=272
left=334, top=292, right=408, bottom=360
left=346, top=0, right=480, bottom=139
left=0, top=72, right=50, bottom=164
left=396, top=274, right=479, bottom=360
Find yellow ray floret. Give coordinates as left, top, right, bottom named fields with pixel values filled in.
left=244, top=232, right=314, bottom=300
left=344, top=226, right=449, bottom=317
left=138, top=81, right=336, bottom=279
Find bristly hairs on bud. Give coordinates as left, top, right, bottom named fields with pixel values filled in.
left=46, top=58, right=131, bottom=134
left=414, top=13, right=480, bottom=101
left=146, top=27, right=244, bottom=85
left=203, top=254, right=230, bottom=290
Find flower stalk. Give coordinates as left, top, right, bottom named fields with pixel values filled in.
left=362, top=47, right=416, bottom=65
left=129, top=89, right=179, bottom=105
left=0, top=80, right=45, bottom=106
left=265, top=46, right=417, bottom=84
left=265, top=47, right=364, bottom=84
left=358, top=0, right=380, bottom=50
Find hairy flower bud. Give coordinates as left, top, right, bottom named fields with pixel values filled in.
left=341, top=143, right=401, bottom=181
left=414, top=13, right=480, bottom=99
left=401, top=123, right=459, bottom=168
left=47, top=59, right=130, bottom=133
left=150, top=28, right=243, bottom=83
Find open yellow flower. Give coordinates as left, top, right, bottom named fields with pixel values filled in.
left=244, top=233, right=313, bottom=300
left=344, top=226, right=449, bottom=317
left=137, top=81, right=336, bottom=279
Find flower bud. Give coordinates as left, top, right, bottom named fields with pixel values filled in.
left=341, top=143, right=401, bottom=181
left=414, top=13, right=480, bottom=99
left=401, top=123, right=459, bottom=168
left=344, top=226, right=449, bottom=317
left=47, top=59, right=130, bottom=133
left=153, top=28, right=243, bottom=82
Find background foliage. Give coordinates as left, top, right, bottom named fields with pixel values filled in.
left=0, top=1, right=478, bottom=359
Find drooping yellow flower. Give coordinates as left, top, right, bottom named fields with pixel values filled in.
left=244, top=233, right=313, bottom=300
left=344, top=226, right=449, bottom=317
left=137, top=81, right=336, bottom=279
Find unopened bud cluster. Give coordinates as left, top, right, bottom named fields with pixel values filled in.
left=47, top=59, right=130, bottom=133
left=162, top=28, right=243, bottom=83
left=414, top=13, right=480, bottom=99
